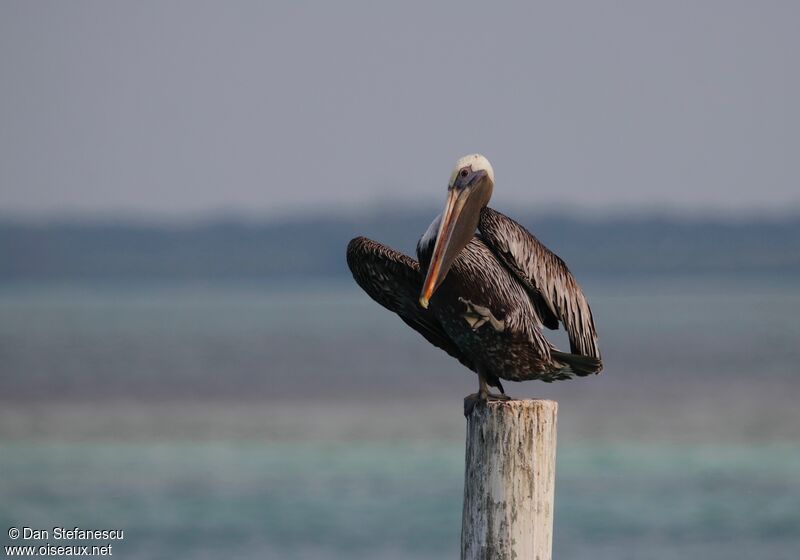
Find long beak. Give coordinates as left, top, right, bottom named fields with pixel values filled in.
left=419, top=188, right=471, bottom=309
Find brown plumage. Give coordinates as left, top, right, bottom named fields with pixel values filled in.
left=346, top=154, right=602, bottom=402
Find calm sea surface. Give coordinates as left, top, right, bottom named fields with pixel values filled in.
left=1, top=276, right=798, bottom=559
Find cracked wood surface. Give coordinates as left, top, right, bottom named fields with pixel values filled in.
left=461, top=399, right=558, bottom=560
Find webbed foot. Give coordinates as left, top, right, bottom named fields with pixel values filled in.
left=458, top=297, right=505, bottom=332
left=463, top=391, right=512, bottom=417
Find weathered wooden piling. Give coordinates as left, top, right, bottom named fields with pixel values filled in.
left=461, top=399, right=558, bottom=560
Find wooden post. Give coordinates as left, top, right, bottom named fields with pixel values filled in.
left=461, top=399, right=558, bottom=560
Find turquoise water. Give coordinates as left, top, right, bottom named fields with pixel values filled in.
left=2, top=438, right=798, bottom=559
left=1, top=279, right=799, bottom=558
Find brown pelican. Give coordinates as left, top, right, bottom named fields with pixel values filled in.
left=347, top=154, right=602, bottom=412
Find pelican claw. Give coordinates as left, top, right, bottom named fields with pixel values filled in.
left=463, top=391, right=512, bottom=416
left=458, top=297, right=505, bottom=332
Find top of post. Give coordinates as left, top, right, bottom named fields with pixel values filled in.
left=464, top=398, right=558, bottom=418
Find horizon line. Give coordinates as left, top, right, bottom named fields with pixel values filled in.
left=2, top=198, right=800, bottom=227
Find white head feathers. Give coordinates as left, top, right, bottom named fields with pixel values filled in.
left=450, top=153, right=495, bottom=185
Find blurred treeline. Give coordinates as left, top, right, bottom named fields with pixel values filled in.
left=2, top=210, right=799, bottom=283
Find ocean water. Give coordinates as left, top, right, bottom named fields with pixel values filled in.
left=1, top=277, right=799, bottom=559
left=1, top=438, right=798, bottom=560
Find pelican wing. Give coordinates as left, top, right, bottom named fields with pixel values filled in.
left=479, top=207, right=602, bottom=367
left=346, top=236, right=475, bottom=372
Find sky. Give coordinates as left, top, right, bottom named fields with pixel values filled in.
left=1, top=1, right=798, bottom=219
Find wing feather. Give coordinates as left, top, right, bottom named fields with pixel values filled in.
left=479, top=207, right=602, bottom=369
left=346, top=236, right=475, bottom=372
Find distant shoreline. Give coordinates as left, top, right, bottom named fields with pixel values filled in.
left=2, top=211, right=799, bottom=282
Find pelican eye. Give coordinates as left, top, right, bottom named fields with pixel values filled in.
left=459, top=168, right=469, bottom=178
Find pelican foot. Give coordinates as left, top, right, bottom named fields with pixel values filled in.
left=463, top=392, right=512, bottom=417
left=458, top=297, right=505, bottom=332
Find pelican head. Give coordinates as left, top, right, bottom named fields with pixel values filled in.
left=419, top=154, right=495, bottom=308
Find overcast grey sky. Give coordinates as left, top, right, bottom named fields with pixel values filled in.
left=1, top=1, right=798, bottom=218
